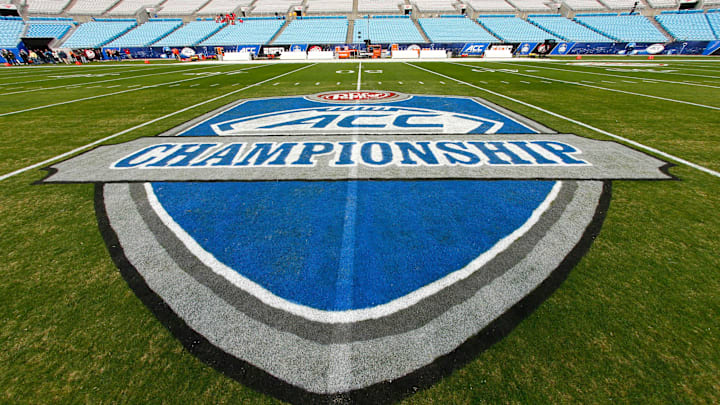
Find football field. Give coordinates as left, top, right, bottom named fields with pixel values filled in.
left=1, top=58, right=719, bottom=403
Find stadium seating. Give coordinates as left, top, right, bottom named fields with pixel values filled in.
left=274, top=17, right=346, bottom=44
left=252, top=0, right=302, bottom=14
left=105, top=19, right=182, bottom=47
left=24, top=0, right=71, bottom=15
left=357, top=0, right=403, bottom=13
left=25, top=18, right=74, bottom=39
left=0, top=17, right=24, bottom=47
left=506, top=0, right=553, bottom=11
left=411, top=0, right=457, bottom=12
left=67, top=0, right=120, bottom=15
left=62, top=19, right=137, bottom=48
left=353, top=16, right=425, bottom=44
left=197, top=0, right=253, bottom=15
left=201, top=17, right=285, bottom=45
left=305, top=0, right=353, bottom=13
left=154, top=20, right=224, bottom=46
left=108, top=0, right=165, bottom=15
left=464, top=0, right=516, bottom=12
left=561, top=0, right=606, bottom=11
left=418, top=17, right=497, bottom=42
left=645, top=0, right=677, bottom=8
left=529, top=15, right=611, bottom=41
left=574, top=14, right=667, bottom=42
left=477, top=16, right=560, bottom=42
left=656, top=11, right=716, bottom=41
left=597, top=0, right=640, bottom=9
left=707, top=12, right=720, bottom=33
left=158, top=0, right=211, bottom=15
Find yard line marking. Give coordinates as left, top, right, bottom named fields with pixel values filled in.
left=336, top=82, right=341, bottom=85
left=581, top=80, right=594, bottom=83
left=501, top=81, right=509, bottom=84
left=0, top=65, right=277, bottom=117
left=378, top=81, right=382, bottom=85
left=440, top=81, right=445, bottom=84
left=601, top=80, right=615, bottom=84
left=479, top=81, right=487, bottom=84
left=315, top=82, right=320, bottom=85
left=398, top=81, right=403, bottom=84
left=0, top=65, right=154, bottom=83
left=455, top=62, right=720, bottom=111
left=419, top=81, right=424, bottom=84
left=520, top=80, right=530, bottom=84
left=210, top=83, right=219, bottom=87
left=0, top=64, right=316, bottom=182
left=551, top=60, right=720, bottom=79
left=190, top=84, right=200, bottom=87
left=502, top=62, right=720, bottom=90
left=127, top=84, right=142, bottom=87
left=0, top=65, right=174, bottom=88
left=273, top=82, right=279, bottom=86
left=408, top=62, right=720, bottom=179
left=106, top=85, right=121, bottom=88
left=0, top=64, right=237, bottom=96
left=622, top=80, right=637, bottom=84
left=169, top=84, right=180, bottom=87
left=295, top=82, right=300, bottom=86
left=357, top=61, right=362, bottom=91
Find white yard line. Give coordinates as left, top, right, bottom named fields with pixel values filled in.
left=0, top=65, right=170, bottom=87
left=455, top=62, right=720, bottom=111
left=0, top=64, right=265, bottom=96
left=0, top=65, right=270, bottom=118
left=408, top=62, right=720, bottom=179
left=500, top=61, right=720, bottom=90
left=0, top=64, right=316, bottom=182
left=554, top=60, right=720, bottom=80
left=357, top=61, right=362, bottom=91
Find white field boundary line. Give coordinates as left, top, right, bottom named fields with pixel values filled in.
left=0, top=64, right=237, bottom=96
left=0, top=63, right=316, bottom=183
left=407, top=62, right=720, bottom=179
left=498, top=61, right=720, bottom=90
left=554, top=60, right=720, bottom=79
left=0, top=64, right=271, bottom=118
left=454, top=62, right=720, bottom=111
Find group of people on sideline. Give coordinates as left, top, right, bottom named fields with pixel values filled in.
left=1, top=48, right=104, bottom=65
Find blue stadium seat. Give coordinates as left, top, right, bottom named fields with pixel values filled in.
left=706, top=11, right=720, bottom=37
left=418, top=16, right=497, bottom=42
left=25, top=23, right=73, bottom=39
left=477, top=16, right=560, bottom=42
left=528, top=15, right=612, bottom=42
left=274, top=17, right=347, bottom=44
left=106, top=19, right=183, bottom=47
left=62, top=19, right=137, bottom=48
left=353, top=16, right=425, bottom=44
left=201, top=18, right=285, bottom=45
left=656, top=12, right=717, bottom=41
left=0, top=18, right=25, bottom=48
left=574, top=14, right=667, bottom=42
left=154, top=20, right=225, bottom=47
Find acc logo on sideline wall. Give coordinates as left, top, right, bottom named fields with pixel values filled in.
left=42, top=91, right=672, bottom=403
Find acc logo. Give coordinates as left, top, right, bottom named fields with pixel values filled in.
left=461, top=43, right=488, bottom=55
left=42, top=91, right=672, bottom=403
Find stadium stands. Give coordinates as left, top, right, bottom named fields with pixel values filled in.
left=357, top=0, right=403, bottom=13
left=62, top=19, right=137, bottom=48
left=597, top=0, right=640, bottom=9
left=707, top=12, right=720, bottom=33
left=506, top=0, right=553, bottom=11
left=201, top=17, right=285, bottom=45
left=353, top=16, right=425, bottom=44
left=24, top=0, right=71, bottom=15
left=529, top=15, right=611, bottom=41
left=105, top=19, right=182, bottom=47
left=274, top=17, right=346, bottom=44
left=656, top=11, right=716, bottom=41
left=464, top=0, right=516, bottom=12
left=252, top=0, right=302, bottom=14
left=477, top=16, right=560, bottom=42
left=411, top=0, right=458, bottom=12
left=67, top=0, right=120, bottom=15
left=418, top=16, right=497, bottom=42
left=561, top=0, right=607, bottom=11
left=0, top=17, right=24, bottom=47
left=197, top=0, right=252, bottom=15
left=154, top=20, right=224, bottom=46
left=305, top=0, right=354, bottom=14
left=107, top=0, right=165, bottom=15
left=645, top=0, right=677, bottom=8
left=574, top=14, right=667, bottom=42
left=158, top=0, right=212, bottom=16
left=25, top=18, right=74, bottom=39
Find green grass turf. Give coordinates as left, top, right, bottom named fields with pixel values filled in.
left=0, top=58, right=718, bottom=403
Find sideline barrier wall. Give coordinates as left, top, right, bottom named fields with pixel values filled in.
left=420, top=50, right=448, bottom=59
left=224, top=51, right=253, bottom=61
left=308, top=51, right=334, bottom=60
left=279, top=51, right=307, bottom=60
left=392, top=50, right=420, bottom=59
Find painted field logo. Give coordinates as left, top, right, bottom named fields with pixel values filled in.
left=42, top=92, right=672, bottom=403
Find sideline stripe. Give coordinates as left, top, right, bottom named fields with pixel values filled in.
left=0, top=64, right=270, bottom=118
left=557, top=60, right=720, bottom=79
left=500, top=61, right=720, bottom=90
left=0, top=64, right=315, bottom=182
left=408, top=62, right=720, bottom=179
left=0, top=65, right=172, bottom=88
left=0, top=64, right=249, bottom=96
left=357, top=61, right=362, bottom=91
left=456, top=62, right=720, bottom=111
